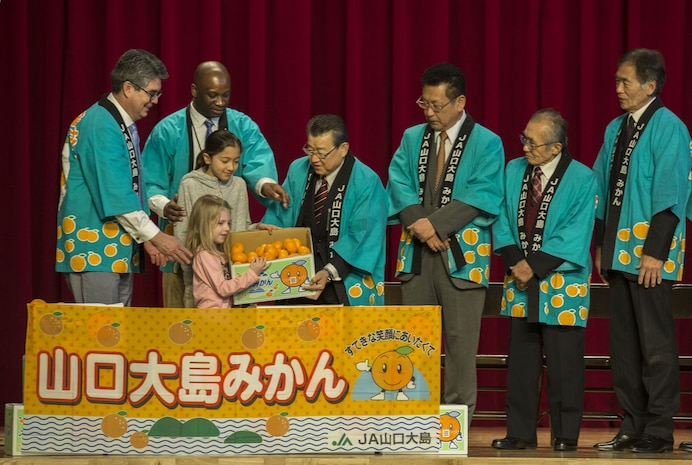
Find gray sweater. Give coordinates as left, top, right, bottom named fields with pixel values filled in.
left=174, top=168, right=254, bottom=247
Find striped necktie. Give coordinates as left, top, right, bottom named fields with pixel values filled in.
left=530, top=166, right=543, bottom=205
left=314, top=177, right=329, bottom=222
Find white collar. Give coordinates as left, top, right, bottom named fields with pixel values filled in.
left=322, top=159, right=345, bottom=186
left=536, top=152, right=562, bottom=180
left=630, top=97, right=656, bottom=124
left=189, top=101, right=220, bottom=127
left=436, top=110, right=466, bottom=143
left=107, top=93, right=135, bottom=128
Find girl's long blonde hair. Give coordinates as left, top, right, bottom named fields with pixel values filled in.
left=186, top=195, right=232, bottom=260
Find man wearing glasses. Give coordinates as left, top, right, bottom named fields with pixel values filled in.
left=143, top=61, right=288, bottom=308
left=56, top=49, right=192, bottom=306
left=491, top=109, right=598, bottom=451
left=386, top=62, right=505, bottom=419
left=262, top=114, right=386, bottom=306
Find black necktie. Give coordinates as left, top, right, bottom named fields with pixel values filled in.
left=625, top=115, right=636, bottom=140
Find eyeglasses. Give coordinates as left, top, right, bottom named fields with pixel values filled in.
left=519, top=134, right=555, bottom=151
left=303, top=144, right=338, bottom=160
left=130, top=81, right=163, bottom=101
left=416, top=96, right=455, bottom=113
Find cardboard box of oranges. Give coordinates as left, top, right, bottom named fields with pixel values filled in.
left=229, top=227, right=316, bottom=304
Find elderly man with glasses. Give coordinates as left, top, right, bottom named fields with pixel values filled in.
left=386, top=62, right=505, bottom=422
left=262, top=114, right=387, bottom=306
left=491, top=109, right=598, bottom=451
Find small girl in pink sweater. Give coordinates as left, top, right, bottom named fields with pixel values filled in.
left=186, top=195, right=267, bottom=308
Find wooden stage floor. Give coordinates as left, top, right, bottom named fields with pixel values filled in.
left=3, top=426, right=692, bottom=464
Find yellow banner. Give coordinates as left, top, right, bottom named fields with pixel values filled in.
left=23, top=301, right=441, bottom=454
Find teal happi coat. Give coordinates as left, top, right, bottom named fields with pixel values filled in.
left=387, top=122, right=505, bottom=286
left=493, top=157, right=598, bottom=327
left=262, top=156, right=387, bottom=305
left=142, top=106, right=278, bottom=272
left=593, top=106, right=691, bottom=280
left=56, top=102, right=145, bottom=274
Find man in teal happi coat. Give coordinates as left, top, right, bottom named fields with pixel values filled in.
left=592, top=48, right=692, bottom=454
left=491, top=109, right=597, bottom=452
left=386, top=62, right=505, bottom=419
left=143, top=61, right=288, bottom=307
left=263, top=114, right=386, bottom=306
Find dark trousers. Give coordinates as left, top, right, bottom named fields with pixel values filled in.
left=400, top=249, right=485, bottom=418
left=608, top=271, right=679, bottom=441
left=506, top=318, right=585, bottom=442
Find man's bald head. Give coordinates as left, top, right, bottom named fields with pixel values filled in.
left=193, top=61, right=230, bottom=86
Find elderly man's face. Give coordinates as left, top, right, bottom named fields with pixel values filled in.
left=521, top=119, right=561, bottom=166
left=305, top=132, right=348, bottom=177
left=615, top=62, right=655, bottom=113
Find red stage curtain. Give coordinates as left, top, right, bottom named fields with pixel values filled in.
left=1, top=0, right=691, bottom=423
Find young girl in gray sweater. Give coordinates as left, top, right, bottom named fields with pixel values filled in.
left=175, top=130, right=276, bottom=307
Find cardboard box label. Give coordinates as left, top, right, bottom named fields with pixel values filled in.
left=439, top=404, right=468, bottom=454
left=230, top=227, right=316, bottom=304
left=4, top=403, right=24, bottom=456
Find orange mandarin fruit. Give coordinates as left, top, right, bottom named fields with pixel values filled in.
left=264, top=245, right=279, bottom=260
left=283, top=238, right=298, bottom=253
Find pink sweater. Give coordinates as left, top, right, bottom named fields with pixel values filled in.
left=192, top=249, right=260, bottom=308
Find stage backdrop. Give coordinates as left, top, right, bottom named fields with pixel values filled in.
left=1, top=0, right=692, bottom=422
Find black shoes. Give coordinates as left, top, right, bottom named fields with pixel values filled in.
left=491, top=437, right=537, bottom=450
left=630, top=435, right=673, bottom=453
left=553, top=438, right=578, bottom=451
left=493, top=432, right=675, bottom=453
left=593, top=433, right=639, bottom=451
left=680, top=441, right=692, bottom=452
left=492, top=436, right=576, bottom=451
left=594, top=433, right=673, bottom=453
